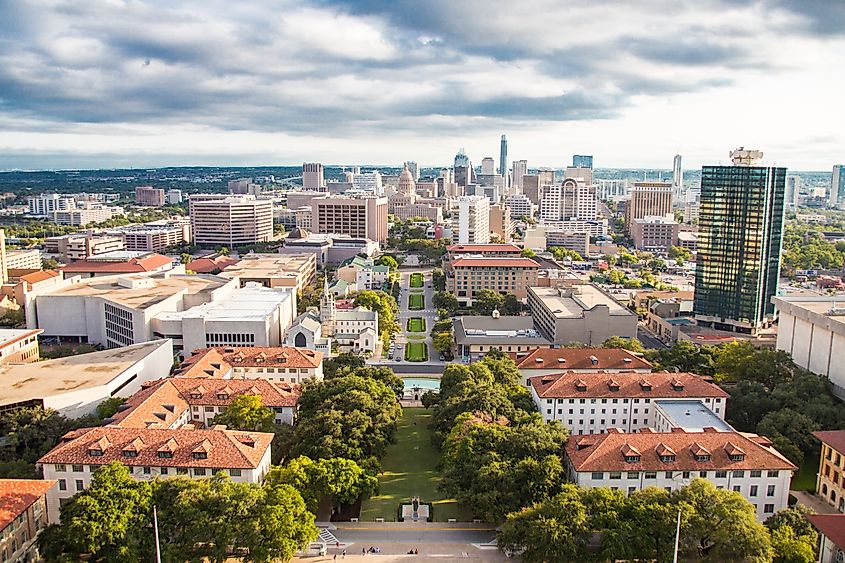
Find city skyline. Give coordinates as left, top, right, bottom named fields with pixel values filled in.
left=0, top=1, right=843, bottom=170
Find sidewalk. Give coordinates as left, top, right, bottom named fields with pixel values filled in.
left=791, top=490, right=841, bottom=514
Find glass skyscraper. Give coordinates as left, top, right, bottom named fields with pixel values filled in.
left=693, top=161, right=787, bottom=333
left=572, top=154, right=593, bottom=169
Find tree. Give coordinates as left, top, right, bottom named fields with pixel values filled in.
left=431, top=268, right=446, bottom=291
left=327, top=365, right=404, bottom=396
left=217, top=246, right=230, bottom=256
left=756, top=409, right=820, bottom=456
left=354, top=290, right=399, bottom=338
left=601, top=336, right=645, bottom=353
left=498, top=485, right=591, bottom=561
left=95, top=397, right=126, bottom=420
left=502, top=293, right=522, bottom=315
left=607, top=269, right=626, bottom=284
left=765, top=505, right=818, bottom=540
left=212, top=394, right=275, bottom=432
left=599, top=487, right=680, bottom=562
left=714, top=341, right=798, bottom=387
left=648, top=258, right=667, bottom=272
left=644, top=340, right=716, bottom=376
left=433, top=331, right=454, bottom=355
left=432, top=291, right=459, bottom=313
left=668, top=245, right=692, bottom=263
left=267, top=456, right=378, bottom=516
left=549, top=247, right=583, bottom=262
left=521, top=248, right=536, bottom=258
left=473, top=289, right=505, bottom=315
left=180, top=252, right=192, bottom=265
left=375, top=255, right=398, bottom=271
left=769, top=525, right=816, bottom=563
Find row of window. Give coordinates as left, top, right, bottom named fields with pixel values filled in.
left=56, top=467, right=245, bottom=493
left=590, top=470, right=779, bottom=480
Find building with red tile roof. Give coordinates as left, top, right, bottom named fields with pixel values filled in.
left=564, top=427, right=796, bottom=521
left=175, top=346, right=324, bottom=382
left=812, top=430, right=845, bottom=512
left=0, top=479, right=56, bottom=561
left=806, top=514, right=845, bottom=562
left=513, top=347, right=652, bottom=385
left=529, top=371, right=728, bottom=434
left=449, top=257, right=539, bottom=305
left=61, top=252, right=174, bottom=277
left=186, top=254, right=240, bottom=274
left=38, top=426, right=273, bottom=523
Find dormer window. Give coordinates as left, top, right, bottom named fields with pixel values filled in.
left=123, top=450, right=138, bottom=458
left=157, top=451, right=173, bottom=459
left=190, top=393, right=202, bottom=399
left=624, top=455, right=641, bottom=463
left=575, top=379, right=587, bottom=392
left=729, top=454, right=745, bottom=462
left=192, top=452, right=208, bottom=460
left=217, top=393, right=229, bottom=400
left=695, top=455, right=711, bottom=462
left=607, top=379, right=620, bottom=392
left=660, top=455, right=676, bottom=463
left=671, top=379, right=684, bottom=391
left=88, top=448, right=103, bottom=457
left=639, top=379, right=652, bottom=392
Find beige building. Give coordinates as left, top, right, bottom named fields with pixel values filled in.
left=302, top=162, right=326, bottom=191
left=631, top=216, right=680, bottom=251
left=135, top=186, right=166, bottom=207
left=527, top=285, right=638, bottom=346
left=107, top=219, right=192, bottom=252
left=813, top=431, right=845, bottom=512
left=189, top=195, right=273, bottom=248
left=219, top=253, right=316, bottom=293
left=392, top=202, right=443, bottom=223
left=5, top=248, right=42, bottom=274
left=546, top=230, right=589, bottom=255
left=452, top=195, right=490, bottom=244
left=450, top=257, right=539, bottom=305
left=488, top=203, right=513, bottom=242
left=0, top=479, right=56, bottom=562
left=311, top=195, right=388, bottom=243
left=624, top=181, right=673, bottom=233
left=0, top=328, right=43, bottom=365
left=45, top=233, right=125, bottom=261
left=51, top=203, right=124, bottom=226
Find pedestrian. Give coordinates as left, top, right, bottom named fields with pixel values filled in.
left=342, top=549, right=346, bottom=559
left=333, top=555, right=337, bottom=561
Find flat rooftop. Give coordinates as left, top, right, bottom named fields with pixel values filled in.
left=44, top=273, right=230, bottom=310
left=155, top=284, right=294, bottom=322
left=773, top=296, right=845, bottom=336
left=530, top=285, right=632, bottom=318
left=0, top=328, right=42, bottom=347
left=219, top=253, right=314, bottom=280
left=454, top=316, right=550, bottom=345
left=0, top=340, right=171, bottom=407
left=654, top=399, right=734, bottom=432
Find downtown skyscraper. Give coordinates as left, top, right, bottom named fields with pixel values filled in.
left=499, top=134, right=508, bottom=185
left=693, top=149, right=787, bottom=334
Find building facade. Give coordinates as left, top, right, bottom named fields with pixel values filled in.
left=830, top=165, right=845, bottom=209
left=624, top=181, right=673, bottom=233
left=302, top=163, right=326, bottom=192
left=449, top=257, right=539, bottom=305
left=812, top=431, right=845, bottom=513
left=189, top=195, right=273, bottom=248
left=488, top=203, right=513, bottom=242
left=0, top=479, right=56, bottom=562
left=452, top=196, right=490, bottom=244
left=311, top=196, right=388, bottom=243
left=135, top=186, right=166, bottom=207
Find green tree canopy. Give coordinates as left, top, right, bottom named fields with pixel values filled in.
left=601, top=336, right=645, bottom=353
left=472, top=289, right=505, bottom=315
left=212, top=394, right=275, bottom=432
left=267, top=455, right=378, bottom=514
left=432, top=291, right=459, bottom=313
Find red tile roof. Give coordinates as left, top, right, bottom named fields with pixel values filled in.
left=565, top=428, right=797, bottom=472
left=186, top=256, right=240, bottom=273
left=37, top=427, right=273, bottom=469
left=19, top=269, right=61, bottom=284
left=813, top=431, right=845, bottom=454
left=447, top=244, right=522, bottom=253
left=514, top=348, right=653, bottom=371
left=0, top=479, right=56, bottom=531
left=62, top=253, right=173, bottom=274
left=451, top=257, right=539, bottom=268
left=177, top=347, right=323, bottom=378
left=530, top=371, right=728, bottom=399
left=806, top=514, right=845, bottom=550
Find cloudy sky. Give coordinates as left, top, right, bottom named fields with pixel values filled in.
left=0, top=0, right=843, bottom=170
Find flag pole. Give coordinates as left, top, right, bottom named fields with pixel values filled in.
left=672, top=508, right=681, bottom=563
left=153, top=505, right=162, bottom=563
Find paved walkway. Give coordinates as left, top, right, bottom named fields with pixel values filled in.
left=791, top=490, right=841, bottom=514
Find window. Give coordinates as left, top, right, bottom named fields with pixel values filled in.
left=123, top=451, right=137, bottom=458
left=733, top=485, right=741, bottom=492
left=645, top=472, right=656, bottom=479
left=682, top=471, right=690, bottom=479
left=624, top=455, right=641, bottom=463
left=733, top=470, right=744, bottom=478
left=158, top=451, right=173, bottom=459
left=547, top=409, right=551, bottom=415
left=764, top=504, right=775, bottom=514
left=194, top=468, right=207, bottom=476
left=177, top=467, right=188, bottom=475
left=230, top=469, right=242, bottom=477
left=767, top=485, right=776, bottom=497
left=72, top=464, right=83, bottom=472
left=192, top=452, right=208, bottom=460
left=660, top=455, right=675, bottom=463
left=591, top=472, right=604, bottom=480
left=715, top=471, right=727, bottom=478
left=729, top=454, right=745, bottom=462
left=699, top=471, right=707, bottom=478
left=628, top=486, right=636, bottom=495
left=627, top=471, right=639, bottom=479
left=665, top=471, right=673, bottom=479
left=610, top=472, right=622, bottom=480
left=750, top=485, right=758, bottom=497
left=160, top=467, right=168, bottom=475
left=750, top=470, right=762, bottom=478
left=58, top=479, right=66, bottom=491
left=143, top=466, right=151, bottom=474
left=767, top=470, right=779, bottom=478
left=55, top=464, right=66, bottom=472
left=75, top=480, right=84, bottom=491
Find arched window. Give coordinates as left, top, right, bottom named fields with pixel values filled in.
left=823, top=484, right=829, bottom=495
left=295, top=332, right=306, bottom=348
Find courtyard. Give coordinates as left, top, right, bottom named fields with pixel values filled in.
left=408, top=293, right=425, bottom=310
left=405, top=342, right=428, bottom=361
left=410, top=272, right=424, bottom=288
left=407, top=317, right=426, bottom=332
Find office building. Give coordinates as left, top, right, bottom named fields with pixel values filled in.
left=831, top=165, right=845, bottom=209
left=564, top=166, right=593, bottom=185
left=673, top=154, right=683, bottom=191
left=189, top=195, right=273, bottom=248
left=481, top=157, right=495, bottom=176
left=311, top=195, right=388, bottom=243
left=512, top=160, right=527, bottom=191
left=504, top=194, right=535, bottom=220
left=452, top=196, right=490, bottom=244
left=280, top=232, right=378, bottom=268
left=302, top=163, right=326, bottom=192
left=26, top=194, right=75, bottom=217
left=785, top=175, right=801, bottom=208
left=167, top=189, right=183, bottom=204
left=539, top=179, right=598, bottom=222
left=45, top=233, right=125, bottom=261
left=392, top=202, right=443, bottom=223
left=4, top=248, right=42, bottom=272
left=499, top=134, right=508, bottom=179
left=135, top=186, right=166, bottom=207
left=449, top=257, right=539, bottom=305
left=227, top=178, right=252, bottom=194
left=454, top=149, right=473, bottom=187
left=529, top=371, right=728, bottom=433
left=453, top=316, right=551, bottom=360
left=0, top=328, right=43, bottom=365
left=694, top=149, right=786, bottom=333
left=0, top=479, right=56, bottom=561
left=631, top=216, right=681, bottom=251
left=351, top=171, right=383, bottom=195
left=772, top=296, right=845, bottom=400
left=572, top=154, right=593, bottom=169
left=564, top=428, right=796, bottom=521
left=624, top=181, right=673, bottom=233
left=219, top=253, right=316, bottom=293
left=106, top=219, right=192, bottom=252
left=545, top=230, right=589, bottom=255
left=488, top=203, right=513, bottom=242
left=405, top=161, right=419, bottom=180
left=527, top=285, right=638, bottom=345
left=51, top=203, right=124, bottom=226
left=0, top=339, right=174, bottom=417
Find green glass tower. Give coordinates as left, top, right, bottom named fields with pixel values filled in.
left=693, top=151, right=786, bottom=334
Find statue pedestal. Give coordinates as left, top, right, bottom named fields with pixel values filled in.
left=401, top=503, right=429, bottom=522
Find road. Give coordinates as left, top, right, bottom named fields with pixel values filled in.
left=637, top=325, right=668, bottom=350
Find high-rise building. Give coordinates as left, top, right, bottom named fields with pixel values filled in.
left=693, top=148, right=786, bottom=334
left=481, top=157, right=495, bottom=176
left=624, top=181, right=673, bottom=233
left=572, top=155, right=593, bottom=169
left=302, top=163, right=326, bottom=192
left=227, top=178, right=252, bottom=194
left=830, top=165, right=845, bottom=209
left=539, top=179, right=597, bottom=222
left=454, top=149, right=473, bottom=187
left=189, top=195, right=273, bottom=248
left=351, top=171, right=383, bottom=195
left=488, top=203, right=513, bottom=242
left=452, top=196, right=490, bottom=244
left=672, top=154, right=683, bottom=188
left=499, top=135, right=508, bottom=182
left=785, top=175, right=801, bottom=208
left=405, top=161, right=419, bottom=181
left=134, top=186, right=165, bottom=207
left=311, top=195, right=388, bottom=243
left=512, top=160, right=528, bottom=192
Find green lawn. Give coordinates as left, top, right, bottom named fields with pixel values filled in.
left=405, top=342, right=428, bottom=361
left=408, top=293, right=424, bottom=310
left=410, top=273, right=424, bottom=288
left=407, top=317, right=426, bottom=332
left=791, top=454, right=819, bottom=492
left=360, top=408, right=471, bottom=522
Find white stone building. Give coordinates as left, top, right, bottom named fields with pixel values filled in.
left=452, top=196, right=490, bottom=244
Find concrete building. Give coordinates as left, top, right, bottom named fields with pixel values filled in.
left=624, top=181, right=673, bottom=233
left=772, top=296, right=845, bottom=399
left=673, top=154, right=683, bottom=192
left=527, top=285, right=638, bottom=346
left=135, top=186, right=166, bottom=207
left=0, top=479, right=56, bottom=562
left=453, top=315, right=551, bottom=361
left=50, top=203, right=124, bottom=226
left=488, top=203, right=513, bottom=242
left=45, top=233, right=125, bottom=261
left=176, top=346, right=323, bottom=383
left=631, top=216, right=681, bottom=251
left=302, top=163, right=326, bottom=192
left=227, top=178, right=252, bottom=194
left=0, top=328, right=43, bottom=366
left=0, top=339, right=174, bottom=417
left=351, top=171, right=384, bottom=195
left=280, top=231, right=378, bottom=268
left=504, top=194, right=534, bottom=220
left=311, top=196, right=388, bottom=243
left=452, top=196, right=490, bottom=244
left=4, top=248, right=42, bottom=272
left=61, top=252, right=174, bottom=279
left=39, top=426, right=273, bottom=523
left=512, top=160, right=528, bottom=192
left=189, top=195, right=273, bottom=248
left=151, top=283, right=297, bottom=355
left=565, top=427, right=796, bottom=521
left=545, top=230, right=589, bottom=255
left=167, top=189, right=183, bottom=204
left=392, top=202, right=443, bottom=223
left=219, top=253, right=316, bottom=293
left=450, top=257, right=540, bottom=305
left=540, top=179, right=597, bottom=222
left=106, top=219, right=192, bottom=252
left=27, top=193, right=75, bottom=217
left=830, top=165, right=845, bottom=209
left=529, top=371, right=728, bottom=434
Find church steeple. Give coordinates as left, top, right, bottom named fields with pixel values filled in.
left=320, top=276, right=336, bottom=336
